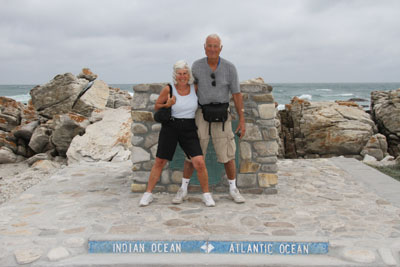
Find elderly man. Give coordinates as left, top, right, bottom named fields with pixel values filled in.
left=172, top=34, right=246, bottom=205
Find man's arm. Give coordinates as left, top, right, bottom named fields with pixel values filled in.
left=232, top=92, right=246, bottom=139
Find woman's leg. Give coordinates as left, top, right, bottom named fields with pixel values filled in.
left=145, top=157, right=168, bottom=192
left=191, top=155, right=209, bottom=193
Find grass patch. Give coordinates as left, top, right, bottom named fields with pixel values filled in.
left=368, top=164, right=400, bottom=182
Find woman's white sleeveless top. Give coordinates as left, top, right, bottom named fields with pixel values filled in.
left=171, top=84, right=198, bottom=119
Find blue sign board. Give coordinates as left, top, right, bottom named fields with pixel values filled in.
left=88, top=240, right=329, bottom=255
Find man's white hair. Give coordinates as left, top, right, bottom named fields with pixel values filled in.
left=172, top=60, right=194, bottom=85
left=205, top=33, right=222, bottom=47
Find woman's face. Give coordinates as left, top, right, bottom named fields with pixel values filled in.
left=175, top=68, right=190, bottom=85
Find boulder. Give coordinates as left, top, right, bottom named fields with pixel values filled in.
left=26, top=153, right=52, bottom=166
left=77, top=68, right=98, bottom=82
left=0, top=146, right=17, bottom=163
left=0, top=130, right=17, bottom=153
left=106, top=87, right=132, bottom=108
left=281, top=98, right=376, bottom=158
left=67, top=106, right=133, bottom=164
left=360, top=133, right=388, bottom=161
left=32, top=159, right=61, bottom=171
left=71, top=79, right=110, bottom=117
left=0, top=97, right=25, bottom=132
left=371, top=88, right=400, bottom=157
left=51, top=113, right=90, bottom=156
left=12, top=121, right=39, bottom=141
left=30, top=73, right=88, bottom=119
left=28, top=125, right=52, bottom=153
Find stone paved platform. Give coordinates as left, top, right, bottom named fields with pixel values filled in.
left=1, top=158, right=400, bottom=266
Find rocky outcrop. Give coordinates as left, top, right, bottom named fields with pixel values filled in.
left=0, top=68, right=132, bottom=164
left=280, top=98, right=377, bottom=159
left=30, top=73, right=110, bottom=119
left=0, top=97, right=39, bottom=162
left=67, top=106, right=132, bottom=164
left=371, top=88, right=400, bottom=157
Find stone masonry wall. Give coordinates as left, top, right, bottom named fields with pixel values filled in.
left=130, top=82, right=279, bottom=194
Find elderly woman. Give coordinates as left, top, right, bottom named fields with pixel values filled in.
left=139, top=60, right=215, bottom=207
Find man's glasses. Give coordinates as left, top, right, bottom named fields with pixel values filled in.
left=211, top=73, right=216, bottom=86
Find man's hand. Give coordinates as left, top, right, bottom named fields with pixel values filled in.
left=232, top=93, right=246, bottom=139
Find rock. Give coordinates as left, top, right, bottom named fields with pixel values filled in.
left=32, top=159, right=60, bottom=171
left=363, top=154, right=377, bottom=164
left=67, top=107, right=132, bottom=163
left=77, top=68, right=98, bottom=82
left=30, top=73, right=88, bottom=119
left=63, top=237, right=85, bottom=248
left=107, top=87, right=132, bottom=108
left=26, top=153, right=52, bottom=166
left=281, top=98, right=375, bottom=157
left=131, top=146, right=151, bottom=164
left=0, top=146, right=17, bottom=163
left=242, top=77, right=265, bottom=84
left=360, top=133, right=388, bottom=160
left=347, top=97, right=368, bottom=102
left=12, top=120, right=39, bottom=140
left=0, top=97, right=25, bottom=132
left=0, top=130, right=17, bottom=153
left=51, top=113, right=90, bottom=156
left=14, top=248, right=43, bottom=264
left=371, top=88, right=400, bottom=157
left=47, top=247, right=70, bottom=261
left=72, top=79, right=110, bottom=117
left=21, top=99, right=39, bottom=125
left=28, top=125, right=52, bottom=153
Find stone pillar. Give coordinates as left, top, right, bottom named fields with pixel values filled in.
left=130, top=81, right=279, bottom=194
left=237, top=82, right=279, bottom=194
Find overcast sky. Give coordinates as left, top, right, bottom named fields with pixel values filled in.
left=1, top=0, right=399, bottom=84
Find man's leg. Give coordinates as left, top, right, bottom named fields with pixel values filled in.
left=224, top=159, right=236, bottom=180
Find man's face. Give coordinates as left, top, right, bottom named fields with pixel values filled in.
left=204, top=37, right=222, bottom=60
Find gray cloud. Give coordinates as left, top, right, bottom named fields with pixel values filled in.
left=0, top=0, right=399, bottom=84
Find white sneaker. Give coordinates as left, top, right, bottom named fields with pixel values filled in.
left=230, top=188, right=245, bottom=203
left=202, top=193, right=215, bottom=207
left=172, top=188, right=188, bottom=204
left=139, top=192, right=153, bottom=207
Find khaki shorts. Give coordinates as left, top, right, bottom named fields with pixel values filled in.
left=195, top=108, right=236, bottom=163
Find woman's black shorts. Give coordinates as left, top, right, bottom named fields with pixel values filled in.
left=156, top=119, right=203, bottom=161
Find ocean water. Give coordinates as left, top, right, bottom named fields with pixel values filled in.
left=1, top=83, right=400, bottom=110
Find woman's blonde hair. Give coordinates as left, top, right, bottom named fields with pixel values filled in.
left=172, top=60, right=194, bottom=85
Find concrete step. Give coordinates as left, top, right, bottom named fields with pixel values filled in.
left=33, top=253, right=359, bottom=267
left=31, top=235, right=395, bottom=267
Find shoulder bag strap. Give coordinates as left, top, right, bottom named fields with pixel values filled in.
left=167, top=84, right=173, bottom=97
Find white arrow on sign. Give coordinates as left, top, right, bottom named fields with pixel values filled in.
left=201, top=243, right=215, bottom=253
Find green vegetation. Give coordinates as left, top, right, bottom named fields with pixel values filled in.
left=369, top=164, right=400, bottom=182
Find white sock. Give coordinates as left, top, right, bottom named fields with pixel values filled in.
left=181, top=178, right=190, bottom=191
left=228, top=179, right=237, bottom=191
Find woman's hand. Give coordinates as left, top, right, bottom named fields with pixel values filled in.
left=155, top=85, right=175, bottom=110
left=166, top=95, right=176, bottom=107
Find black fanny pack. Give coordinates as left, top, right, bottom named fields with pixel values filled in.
left=200, top=102, right=229, bottom=135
